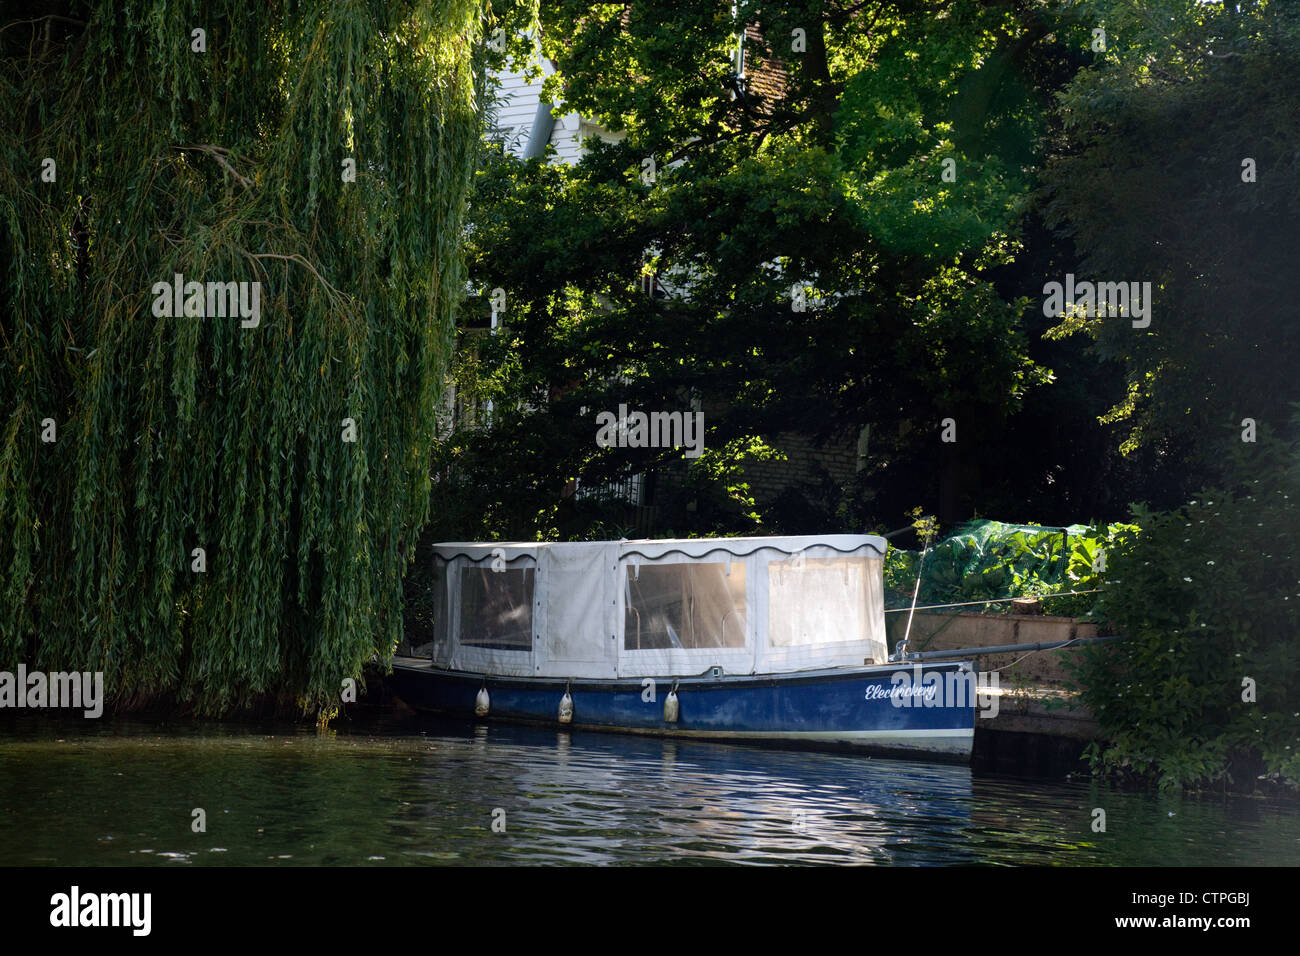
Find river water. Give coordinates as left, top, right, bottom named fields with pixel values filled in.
left=1, top=712, right=1296, bottom=866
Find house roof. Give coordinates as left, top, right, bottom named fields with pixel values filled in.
left=740, top=23, right=789, bottom=106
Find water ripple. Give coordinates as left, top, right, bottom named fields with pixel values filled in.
left=0, top=712, right=1295, bottom=865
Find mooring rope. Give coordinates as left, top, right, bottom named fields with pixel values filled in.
left=883, top=589, right=1103, bottom=613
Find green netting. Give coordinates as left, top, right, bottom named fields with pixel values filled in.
left=884, top=519, right=1133, bottom=616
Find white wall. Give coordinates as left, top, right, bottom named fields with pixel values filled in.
left=488, top=50, right=622, bottom=164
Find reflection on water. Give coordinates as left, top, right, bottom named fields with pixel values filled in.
left=0, top=712, right=1296, bottom=865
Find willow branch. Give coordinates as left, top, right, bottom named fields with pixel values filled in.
left=246, top=252, right=345, bottom=301
left=176, top=144, right=253, bottom=189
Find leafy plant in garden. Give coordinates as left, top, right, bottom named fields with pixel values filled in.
left=883, top=519, right=1131, bottom=616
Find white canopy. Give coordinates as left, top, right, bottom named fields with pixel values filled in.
left=424, top=535, right=888, bottom=679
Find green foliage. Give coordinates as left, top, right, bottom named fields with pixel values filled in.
left=435, top=0, right=1087, bottom=540
left=1041, top=0, right=1300, bottom=474
left=907, top=508, right=939, bottom=545
left=0, top=1, right=501, bottom=716
left=1034, top=2, right=1300, bottom=789
left=1069, top=419, right=1300, bottom=791
left=883, top=519, right=1132, bottom=616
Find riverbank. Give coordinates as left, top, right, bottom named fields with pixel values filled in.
left=887, top=606, right=1100, bottom=776
left=889, top=607, right=1299, bottom=798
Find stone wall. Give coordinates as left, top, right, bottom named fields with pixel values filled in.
left=742, top=429, right=861, bottom=504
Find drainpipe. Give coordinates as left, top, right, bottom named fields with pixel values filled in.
left=524, top=100, right=556, bottom=160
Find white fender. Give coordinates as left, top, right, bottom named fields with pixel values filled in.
left=664, top=690, right=679, bottom=723
left=475, top=686, right=490, bottom=717
left=558, top=690, right=574, bottom=723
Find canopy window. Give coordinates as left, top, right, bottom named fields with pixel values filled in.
left=624, top=562, right=747, bottom=651
left=768, top=556, right=876, bottom=648
left=458, top=566, right=535, bottom=650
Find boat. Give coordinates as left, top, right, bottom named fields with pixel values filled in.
left=387, top=534, right=979, bottom=761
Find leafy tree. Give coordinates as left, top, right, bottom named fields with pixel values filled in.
left=438, top=0, right=1108, bottom=541
left=1041, top=0, right=1300, bottom=789
left=1042, top=0, right=1300, bottom=480
left=0, top=0, right=502, bottom=715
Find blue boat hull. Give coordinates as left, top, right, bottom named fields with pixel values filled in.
left=386, top=658, right=977, bottom=762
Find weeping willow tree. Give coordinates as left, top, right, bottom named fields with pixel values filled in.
left=0, top=0, right=515, bottom=716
